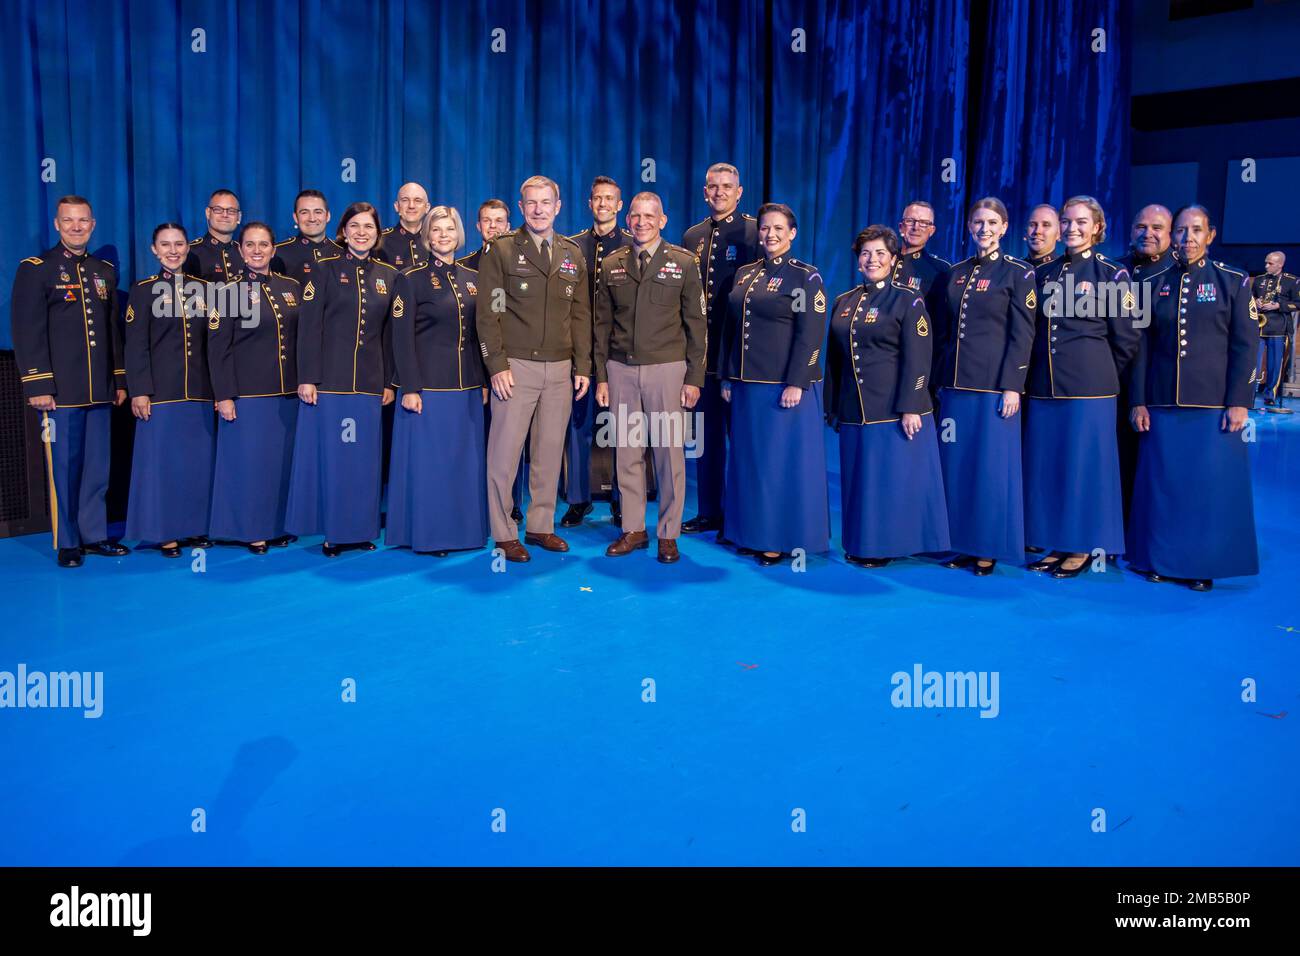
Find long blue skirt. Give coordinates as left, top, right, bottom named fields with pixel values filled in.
left=840, top=416, right=950, bottom=557
left=1127, top=407, right=1259, bottom=580
left=937, top=388, right=1024, bottom=562
left=1023, top=397, right=1125, bottom=555
left=723, top=380, right=830, bottom=554
left=209, top=396, right=298, bottom=542
left=125, top=400, right=216, bottom=544
left=285, top=392, right=382, bottom=543
left=386, top=390, right=489, bottom=552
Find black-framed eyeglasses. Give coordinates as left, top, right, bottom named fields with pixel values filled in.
left=209, top=205, right=241, bottom=215
left=900, top=218, right=934, bottom=228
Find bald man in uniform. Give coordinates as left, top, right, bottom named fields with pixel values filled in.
left=376, top=182, right=430, bottom=270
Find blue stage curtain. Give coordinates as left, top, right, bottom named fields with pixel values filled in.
left=0, top=0, right=1129, bottom=349
left=970, top=0, right=1132, bottom=259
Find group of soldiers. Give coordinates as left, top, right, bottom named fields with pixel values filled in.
left=9, top=163, right=1294, bottom=569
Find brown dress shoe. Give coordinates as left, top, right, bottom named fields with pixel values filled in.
left=605, top=530, right=649, bottom=556
left=523, top=532, right=569, bottom=553
left=657, top=538, right=680, bottom=564
left=495, top=539, right=531, bottom=562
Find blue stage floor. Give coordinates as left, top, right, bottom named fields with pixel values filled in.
left=2, top=410, right=1298, bottom=866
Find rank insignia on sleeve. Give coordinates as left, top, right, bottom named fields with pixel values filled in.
left=303, top=281, right=315, bottom=301
left=916, top=315, right=929, bottom=337
left=1121, top=289, right=1136, bottom=312
left=209, top=309, right=221, bottom=331
left=1249, top=298, right=1260, bottom=324
left=914, top=376, right=926, bottom=390
left=125, top=305, right=135, bottom=324
left=1026, top=289, right=1037, bottom=310
left=808, top=349, right=819, bottom=366
left=392, top=295, right=405, bottom=318
left=813, top=289, right=826, bottom=313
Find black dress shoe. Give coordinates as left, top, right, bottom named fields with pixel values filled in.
left=511, top=507, right=523, bottom=523
left=735, top=546, right=757, bottom=556
left=57, top=548, right=84, bottom=568
left=943, top=555, right=976, bottom=570
left=161, top=544, right=182, bottom=558
left=187, top=535, right=214, bottom=549
left=756, top=551, right=786, bottom=567
left=681, top=515, right=720, bottom=534
left=268, top=534, right=296, bottom=547
left=972, top=559, right=997, bottom=577
left=82, top=540, right=130, bottom=557
left=1027, top=553, right=1064, bottom=572
left=322, top=542, right=343, bottom=558
left=247, top=542, right=269, bottom=555
left=1188, top=579, right=1213, bottom=592
left=846, top=554, right=892, bottom=568
left=431, top=550, right=449, bottom=558
left=1051, top=559, right=1088, bottom=579
left=1141, top=570, right=1166, bottom=584
left=357, top=541, right=377, bottom=552
left=560, top=502, right=593, bottom=527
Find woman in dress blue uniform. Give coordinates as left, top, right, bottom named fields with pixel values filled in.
left=1128, top=205, right=1259, bottom=591
left=285, top=202, right=402, bottom=557
left=827, top=226, right=949, bottom=567
left=718, top=203, right=830, bottom=566
left=932, top=197, right=1037, bottom=576
left=207, top=222, right=301, bottom=554
left=1024, top=196, right=1139, bottom=578
left=124, top=223, right=218, bottom=557
left=386, top=206, right=489, bottom=556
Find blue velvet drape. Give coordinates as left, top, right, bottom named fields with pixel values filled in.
left=0, top=0, right=1128, bottom=347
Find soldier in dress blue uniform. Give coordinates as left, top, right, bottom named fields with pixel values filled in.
left=893, top=200, right=952, bottom=308
left=718, top=202, right=830, bottom=566
left=1120, top=205, right=1175, bottom=282
left=10, top=195, right=129, bottom=567
left=1253, top=251, right=1298, bottom=410
left=271, top=189, right=342, bottom=277
left=208, top=222, right=301, bottom=553
left=386, top=206, right=490, bottom=556
left=825, top=226, right=949, bottom=567
left=1024, top=196, right=1139, bottom=578
left=932, top=197, right=1037, bottom=576
left=1128, top=205, right=1260, bottom=591
left=124, top=223, right=218, bottom=557
left=375, top=182, right=429, bottom=270
left=679, top=162, right=760, bottom=537
left=1024, top=204, right=1061, bottom=270
left=184, top=188, right=246, bottom=281
left=458, top=198, right=524, bottom=520
left=562, top=175, right=634, bottom=527
left=285, top=202, right=402, bottom=556
left=456, top=199, right=511, bottom=273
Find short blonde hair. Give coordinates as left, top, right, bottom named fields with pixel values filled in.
left=422, top=205, right=466, bottom=252
left=519, top=175, right=560, bottom=201
left=1061, top=195, right=1107, bottom=245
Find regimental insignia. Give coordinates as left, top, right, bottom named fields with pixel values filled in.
left=250, top=285, right=260, bottom=306
left=63, top=290, right=75, bottom=302
left=466, top=282, right=477, bottom=296
left=726, top=245, right=737, bottom=261
left=565, top=284, right=574, bottom=298
left=339, top=273, right=349, bottom=284
left=908, top=277, right=920, bottom=291
left=60, top=271, right=70, bottom=282
left=392, top=295, right=405, bottom=318
left=1076, top=281, right=1093, bottom=296
left=303, top=281, right=315, bottom=301
left=695, top=240, right=705, bottom=258
left=520, top=282, right=529, bottom=292
left=1026, top=289, right=1037, bottom=310
left=864, top=307, right=879, bottom=324
left=430, top=275, right=442, bottom=290
left=1159, top=283, right=1170, bottom=297
left=208, top=308, right=220, bottom=331
left=1121, top=289, right=1136, bottom=312
left=1196, top=283, right=1216, bottom=303
left=957, top=274, right=968, bottom=285
left=767, top=278, right=784, bottom=292
left=813, top=289, right=826, bottom=313
left=916, top=315, right=929, bottom=337
left=283, top=292, right=297, bottom=307
left=518, top=254, right=528, bottom=266
left=1250, top=297, right=1260, bottom=325
left=375, top=277, right=388, bottom=295
left=125, top=305, right=135, bottom=324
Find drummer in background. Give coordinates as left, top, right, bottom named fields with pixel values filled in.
left=124, top=223, right=217, bottom=557
left=1127, top=205, right=1259, bottom=591
left=208, top=222, right=302, bottom=554
left=826, top=225, right=949, bottom=567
